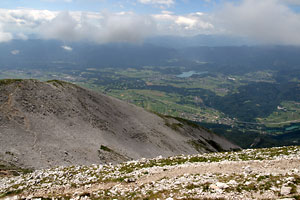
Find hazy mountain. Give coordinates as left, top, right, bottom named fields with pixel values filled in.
left=1, top=39, right=300, bottom=72
left=0, top=40, right=178, bottom=69
left=0, top=79, right=239, bottom=169
left=145, top=34, right=257, bottom=48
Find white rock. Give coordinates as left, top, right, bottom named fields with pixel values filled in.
left=4, top=195, right=19, bottom=200
left=245, top=181, right=252, bottom=186
left=227, top=179, right=237, bottom=184
left=270, top=186, right=279, bottom=192
left=209, top=184, right=219, bottom=190
left=244, top=166, right=252, bottom=173
left=216, top=182, right=229, bottom=189
left=174, top=181, right=181, bottom=185
left=216, top=188, right=223, bottom=194
left=125, top=178, right=136, bottom=183
left=280, top=186, right=292, bottom=196
left=286, top=177, right=295, bottom=182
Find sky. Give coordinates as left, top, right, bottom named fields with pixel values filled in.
left=1, top=0, right=300, bottom=45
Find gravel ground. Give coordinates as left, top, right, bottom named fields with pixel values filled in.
left=1, top=146, right=300, bottom=200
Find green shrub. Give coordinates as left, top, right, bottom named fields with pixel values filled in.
left=0, top=79, right=23, bottom=86
left=100, top=145, right=113, bottom=152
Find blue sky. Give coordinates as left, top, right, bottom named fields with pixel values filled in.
left=0, top=0, right=221, bottom=13
left=1, top=0, right=300, bottom=45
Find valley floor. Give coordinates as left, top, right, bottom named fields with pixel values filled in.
left=1, top=146, right=300, bottom=200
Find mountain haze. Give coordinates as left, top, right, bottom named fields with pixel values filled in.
left=2, top=40, right=300, bottom=70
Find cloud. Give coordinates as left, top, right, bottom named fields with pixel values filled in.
left=43, top=0, right=73, bottom=2
left=95, top=11, right=156, bottom=43
left=0, top=24, right=12, bottom=42
left=280, top=0, right=300, bottom=5
left=0, top=9, right=157, bottom=43
left=61, top=45, right=73, bottom=51
left=0, top=8, right=215, bottom=43
left=153, top=11, right=214, bottom=36
left=39, top=11, right=156, bottom=43
left=40, top=11, right=79, bottom=41
left=11, top=50, right=20, bottom=55
left=138, top=0, right=175, bottom=7
left=0, top=8, right=56, bottom=27
left=218, top=0, right=300, bottom=45
left=0, top=8, right=56, bottom=40
left=17, top=33, right=28, bottom=40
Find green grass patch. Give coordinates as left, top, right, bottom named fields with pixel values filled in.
left=100, top=145, right=113, bottom=152
left=0, top=79, right=23, bottom=86
left=165, top=122, right=183, bottom=131
left=46, top=79, right=75, bottom=87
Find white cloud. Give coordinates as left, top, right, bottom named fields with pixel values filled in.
left=0, top=9, right=158, bottom=43
left=153, top=11, right=214, bottom=36
left=218, top=0, right=300, bottom=45
left=43, top=0, right=73, bottom=2
left=40, top=11, right=79, bottom=41
left=1, top=1, right=300, bottom=45
left=61, top=45, right=73, bottom=51
left=138, top=0, right=175, bottom=7
left=0, top=8, right=56, bottom=37
left=0, top=8, right=216, bottom=42
left=17, top=33, right=28, bottom=40
left=11, top=50, right=20, bottom=55
left=39, top=11, right=156, bottom=43
left=280, top=0, right=300, bottom=5
left=0, top=24, right=12, bottom=42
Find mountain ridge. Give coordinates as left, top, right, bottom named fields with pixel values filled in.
left=0, top=79, right=239, bottom=169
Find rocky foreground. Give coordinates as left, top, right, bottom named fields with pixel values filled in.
left=1, top=146, right=300, bottom=200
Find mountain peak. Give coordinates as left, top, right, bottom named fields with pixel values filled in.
left=0, top=79, right=239, bottom=169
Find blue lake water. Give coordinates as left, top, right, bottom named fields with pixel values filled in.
left=177, top=71, right=208, bottom=78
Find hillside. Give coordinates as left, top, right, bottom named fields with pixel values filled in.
left=1, top=146, right=299, bottom=199
left=0, top=79, right=239, bottom=170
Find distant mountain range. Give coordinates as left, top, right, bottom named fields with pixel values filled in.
left=145, top=34, right=257, bottom=48
left=0, top=39, right=300, bottom=71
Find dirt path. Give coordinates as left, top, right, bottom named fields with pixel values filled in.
left=22, top=158, right=300, bottom=198
left=137, top=158, right=300, bottom=184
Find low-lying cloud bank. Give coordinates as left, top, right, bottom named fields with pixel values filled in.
left=0, top=24, right=13, bottom=42
left=0, top=8, right=212, bottom=43
left=40, top=11, right=156, bottom=43
left=218, top=0, right=300, bottom=45
left=1, top=0, right=300, bottom=45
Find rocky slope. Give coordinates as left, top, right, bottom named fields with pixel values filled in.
left=0, top=146, right=299, bottom=199
left=0, top=79, right=239, bottom=170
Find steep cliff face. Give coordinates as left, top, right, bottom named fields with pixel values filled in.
left=0, top=79, right=239, bottom=169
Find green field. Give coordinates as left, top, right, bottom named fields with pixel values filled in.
left=257, top=101, right=300, bottom=127
left=0, top=66, right=299, bottom=133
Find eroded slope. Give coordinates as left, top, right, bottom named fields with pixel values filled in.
left=0, top=79, right=239, bottom=169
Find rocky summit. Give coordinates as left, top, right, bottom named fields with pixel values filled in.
left=0, top=146, right=299, bottom=199
left=0, top=79, right=239, bottom=170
